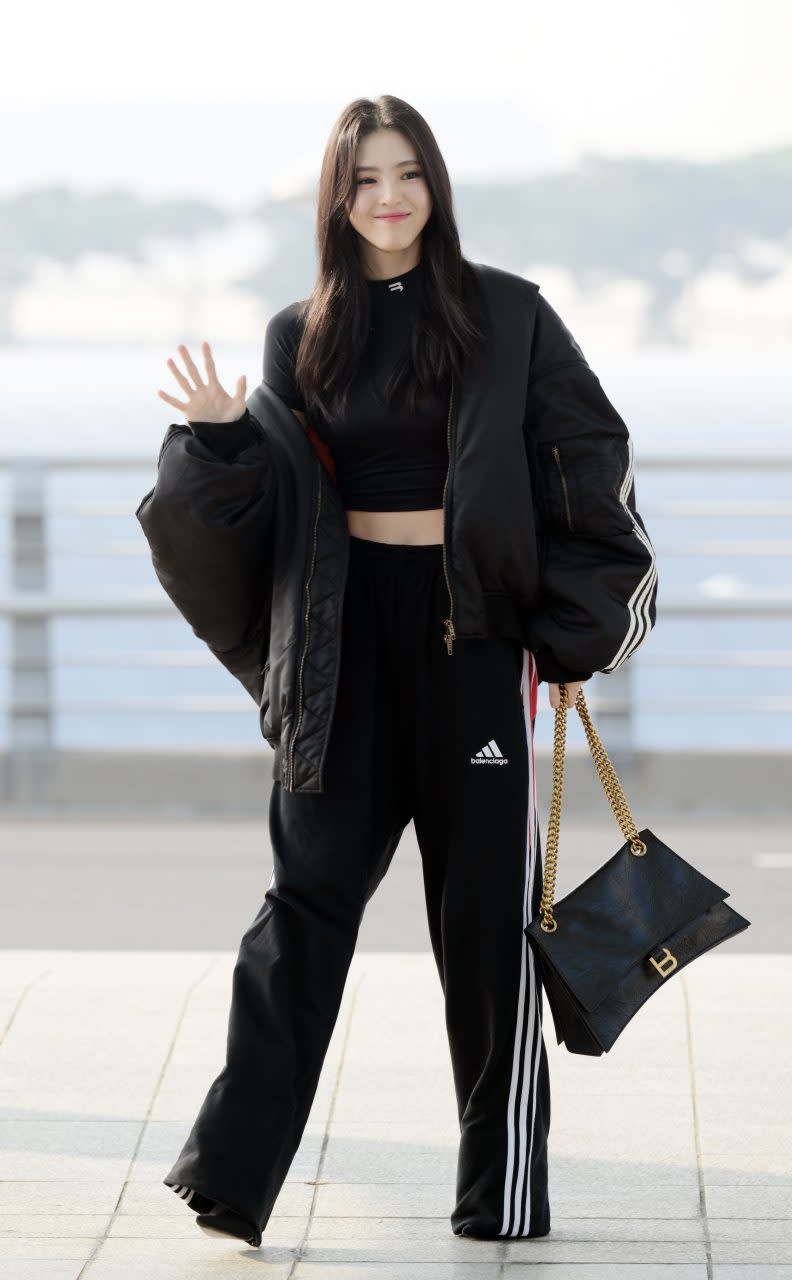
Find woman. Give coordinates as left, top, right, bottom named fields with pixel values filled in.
left=139, top=95, right=658, bottom=1248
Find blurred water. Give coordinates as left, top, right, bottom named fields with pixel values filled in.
left=0, top=343, right=790, bottom=752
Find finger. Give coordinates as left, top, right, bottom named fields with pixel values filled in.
left=158, top=389, right=190, bottom=412
left=166, top=356, right=194, bottom=396
left=202, top=341, right=218, bottom=383
left=178, top=343, right=205, bottom=388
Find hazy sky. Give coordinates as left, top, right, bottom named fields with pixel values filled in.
left=5, top=0, right=790, bottom=208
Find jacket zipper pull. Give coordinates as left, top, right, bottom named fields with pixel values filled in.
left=443, top=617, right=456, bottom=655
left=441, top=378, right=456, bottom=656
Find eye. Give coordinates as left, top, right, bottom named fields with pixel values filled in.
left=356, top=170, right=424, bottom=185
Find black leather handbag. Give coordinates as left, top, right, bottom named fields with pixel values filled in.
left=524, top=684, right=751, bottom=1056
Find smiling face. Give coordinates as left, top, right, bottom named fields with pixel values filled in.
left=347, top=127, right=432, bottom=278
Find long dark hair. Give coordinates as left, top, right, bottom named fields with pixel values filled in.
left=294, top=95, right=491, bottom=422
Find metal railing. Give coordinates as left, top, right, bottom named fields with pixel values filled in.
left=0, top=452, right=790, bottom=756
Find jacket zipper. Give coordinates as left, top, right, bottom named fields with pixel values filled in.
left=441, top=378, right=456, bottom=655
left=551, top=444, right=574, bottom=532
left=286, top=456, right=322, bottom=790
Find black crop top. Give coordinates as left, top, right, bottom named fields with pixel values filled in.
left=262, top=259, right=451, bottom=511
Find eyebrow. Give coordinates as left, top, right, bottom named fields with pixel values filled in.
left=354, top=159, right=420, bottom=172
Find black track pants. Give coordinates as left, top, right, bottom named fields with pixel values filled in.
left=164, top=534, right=551, bottom=1241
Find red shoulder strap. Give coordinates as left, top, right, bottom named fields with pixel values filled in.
left=302, top=420, right=337, bottom=487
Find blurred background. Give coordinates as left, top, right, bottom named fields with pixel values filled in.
left=0, top=0, right=789, bottom=947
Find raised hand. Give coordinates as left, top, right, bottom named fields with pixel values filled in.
left=157, top=342, right=247, bottom=424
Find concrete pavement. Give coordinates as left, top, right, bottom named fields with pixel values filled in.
left=0, top=947, right=790, bottom=1278
left=0, top=816, right=785, bottom=952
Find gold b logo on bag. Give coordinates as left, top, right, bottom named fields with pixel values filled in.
left=648, top=947, right=678, bottom=978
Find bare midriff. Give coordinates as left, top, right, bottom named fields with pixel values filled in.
left=345, top=507, right=444, bottom=546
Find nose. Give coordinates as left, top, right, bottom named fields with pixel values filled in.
left=378, top=179, right=404, bottom=205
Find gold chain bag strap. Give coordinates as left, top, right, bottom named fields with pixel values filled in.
left=523, top=683, right=751, bottom=1056
left=538, top=684, right=647, bottom=934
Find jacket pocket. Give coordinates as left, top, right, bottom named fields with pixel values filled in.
left=259, top=639, right=295, bottom=748
left=537, top=434, right=635, bottom=538
left=549, top=444, right=574, bottom=531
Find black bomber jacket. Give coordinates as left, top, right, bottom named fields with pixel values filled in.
left=135, top=260, right=658, bottom=793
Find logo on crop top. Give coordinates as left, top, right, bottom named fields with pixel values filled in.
left=388, top=281, right=404, bottom=292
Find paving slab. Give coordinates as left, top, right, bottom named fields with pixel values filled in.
left=0, top=949, right=789, bottom=1277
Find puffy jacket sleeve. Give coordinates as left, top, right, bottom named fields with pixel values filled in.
left=522, top=293, right=658, bottom=685
left=135, top=407, right=276, bottom=704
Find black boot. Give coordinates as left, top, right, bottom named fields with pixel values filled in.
left=195, top=1202, right=262, bottom=1247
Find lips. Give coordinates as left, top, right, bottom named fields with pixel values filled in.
left=377, top=213, right=410, bottom=221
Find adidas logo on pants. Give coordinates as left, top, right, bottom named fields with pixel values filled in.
left=471, top=737, right=509, bottom=764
